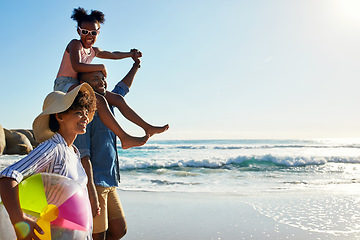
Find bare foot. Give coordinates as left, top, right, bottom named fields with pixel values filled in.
left=146, top=124, right=169, bottom=137
left=121, top=134, right=149, bottom=149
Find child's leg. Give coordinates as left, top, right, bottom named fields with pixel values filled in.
left=105, top=92, right=169, bottom=137
left=95, top=93, right=149, bottom=149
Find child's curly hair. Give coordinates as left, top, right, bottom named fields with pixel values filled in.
left=71, top=7, right=105, bottom=26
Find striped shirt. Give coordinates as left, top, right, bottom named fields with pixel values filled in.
left=0, top=133, right=88, bottom=188
left=0, top=133, right=92, bottom=239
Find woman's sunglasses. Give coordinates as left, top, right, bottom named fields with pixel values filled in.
left=78, top=27, right=100, bottom=36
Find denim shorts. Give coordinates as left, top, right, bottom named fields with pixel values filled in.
left=54, top=76, right=79, bottom=93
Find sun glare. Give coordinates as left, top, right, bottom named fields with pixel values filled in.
left=334, top=0, right=360, bottom=23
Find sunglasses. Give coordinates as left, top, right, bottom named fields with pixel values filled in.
left=78, top=27, right=100, bottom=36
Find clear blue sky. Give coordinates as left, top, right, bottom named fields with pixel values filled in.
left=1, top=0, right=359, bottom=140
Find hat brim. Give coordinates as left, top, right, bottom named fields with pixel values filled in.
left=33, top=83, right=96, bottom=143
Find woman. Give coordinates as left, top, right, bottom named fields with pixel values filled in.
left=0, top=83, right=96, bottom=239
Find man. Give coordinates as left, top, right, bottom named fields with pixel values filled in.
left=74, top=58, right=141, bottom=240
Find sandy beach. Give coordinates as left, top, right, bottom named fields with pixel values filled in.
left=1, top=189, right=360, bottom=240
left=119, top=190, right=360, bottom=240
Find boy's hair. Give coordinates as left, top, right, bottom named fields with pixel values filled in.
left=49, top=90, right=96, bottom=132
left=71, top=7, right=105, bottom=26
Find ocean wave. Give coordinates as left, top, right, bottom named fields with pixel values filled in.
left=128, top=144, right=360, bottom=151
left=119, top=154, right=360, bottom=171
left=214, top=144, right=360, bottom=150
left=150, top=179, right=200, bottom=186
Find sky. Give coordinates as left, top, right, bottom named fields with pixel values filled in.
left=0, top=0, right=360, bottom=140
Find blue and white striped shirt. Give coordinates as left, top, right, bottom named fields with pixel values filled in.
left=0, top=133, right=88, bottom=188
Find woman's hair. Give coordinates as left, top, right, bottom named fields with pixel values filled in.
left=71, top=7, right=105, bottom=26
left=49, top=90, right=96, bottom=132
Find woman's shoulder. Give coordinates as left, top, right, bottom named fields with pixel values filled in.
left=36, top=134, right=65, bottom=151
left=35, top=137, right=58, bottom=150
left=24, top=138, right=58, bottom=161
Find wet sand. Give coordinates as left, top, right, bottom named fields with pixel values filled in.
left=119, top=190, right=360, bottom=240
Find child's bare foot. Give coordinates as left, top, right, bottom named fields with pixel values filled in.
left=121, top=134, right=149, bottom=149
left=146, top=124, right=169, bottom=137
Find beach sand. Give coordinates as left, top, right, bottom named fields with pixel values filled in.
left=1, top=190, right=360, bottom=240
left=118, top=190, right=360, bottom=240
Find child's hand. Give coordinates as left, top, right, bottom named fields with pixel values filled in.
left=131, top=48, right=142, bottom=59
left=133, top=51, right=142, bottom=58
left=102, top=64, right=108, bottom=78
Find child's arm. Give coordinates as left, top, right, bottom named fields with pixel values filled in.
left=68, top=40, right=107, bottom=76
left=94, top=47, right=142, bottom=60
left=0, top=177, right=44, bottom=239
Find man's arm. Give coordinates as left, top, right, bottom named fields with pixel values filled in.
left=122, top=58, right=141, bottom=89
left=74, top=125, right=100, bottom=218
left=106, top=58, right=141, bottom=105
left=81, top=156, right=100, bottom=218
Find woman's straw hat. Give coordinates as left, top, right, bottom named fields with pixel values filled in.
left=33, top=83, right=95, bottom=143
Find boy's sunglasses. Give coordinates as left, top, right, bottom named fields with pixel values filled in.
left=78, top=27, right=100, bottom=36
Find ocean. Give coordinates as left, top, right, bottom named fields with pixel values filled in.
left=1, top=138, right=360, bottom=195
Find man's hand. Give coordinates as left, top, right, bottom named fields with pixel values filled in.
left=130, top=49, right=142, bottom=68
left=89, top=194, right=101, bottom=218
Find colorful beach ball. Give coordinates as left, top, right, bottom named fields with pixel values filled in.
left=1, top=173, right=92, bottom=240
